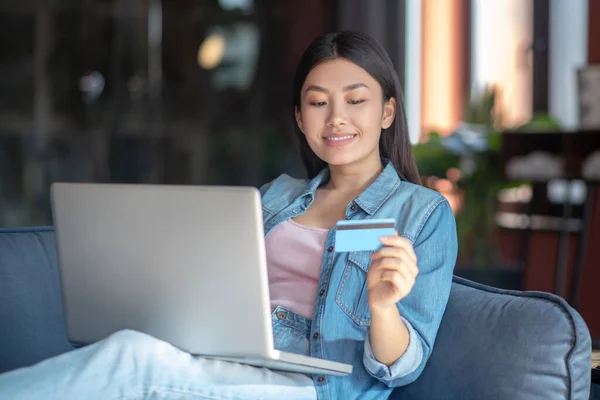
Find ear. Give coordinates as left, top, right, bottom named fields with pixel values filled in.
left=295, top=106, right=305, bottom=134
left=381, top=97, right=396, bottom=129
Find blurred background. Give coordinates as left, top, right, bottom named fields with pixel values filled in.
left=0, top=0, right=599, bottom=344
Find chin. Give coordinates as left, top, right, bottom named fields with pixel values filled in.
left=321, top=149, right=383, bottom=170
left=320, top=153, right=362, bottom=167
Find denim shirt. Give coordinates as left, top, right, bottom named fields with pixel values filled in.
left=260, top=160, right=457, bottom=400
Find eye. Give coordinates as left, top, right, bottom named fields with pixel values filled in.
left=348, top=99, right=366, bottom=105
left=310, top=101, right=327, bottom=107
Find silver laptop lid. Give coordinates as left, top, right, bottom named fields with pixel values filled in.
left=51, top=183, right=274, bottom=358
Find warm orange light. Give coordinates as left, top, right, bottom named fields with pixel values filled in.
left=197, top=34, right=226, bottom=70
left=421, top=0, right=465, bottom=136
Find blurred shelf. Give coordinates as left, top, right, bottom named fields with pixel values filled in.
left=495, top=212, right=583, bottom=233
left=500, top=130, right=600, bottom=181
left=499, top=130, right=600, bottom=306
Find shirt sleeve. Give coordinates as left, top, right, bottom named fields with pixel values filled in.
left=362, top=199, right=457, bottom=387
left=363, top=317, right=423, bottom=382
left=259, top=181, right=273, bottom=197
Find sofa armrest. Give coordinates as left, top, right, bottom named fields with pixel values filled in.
left=391, top=276, right=591, bottom=400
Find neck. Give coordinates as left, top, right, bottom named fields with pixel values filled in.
left=325, top=156, right=384, bottom=194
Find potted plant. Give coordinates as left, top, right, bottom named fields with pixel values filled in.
left=414, top=86, right=523, bottom=288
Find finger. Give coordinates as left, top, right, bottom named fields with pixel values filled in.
left=386, top=267, right=416, bottom=289
left=368, top=259, right=396, bottom=281
left=371, top=253, right=418, bottom=278
left=369, top=265, right=416, bottom=293
left=377, top=259, right=418, bottom=281
left=380, top=270, right=414, bottom=295
left=380, top=235, right=416, bottom=262
left=370, top=256, right=402, bottom=272
left=380, top=269, right=400, bottom=282
left=379, top=235, right=417, bottom=262
left=371, top=246, right=416, bottom=264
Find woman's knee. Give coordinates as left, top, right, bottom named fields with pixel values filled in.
left=102, top=329, right=158, bottom=354
left=99, top=330, right=193, bottom=379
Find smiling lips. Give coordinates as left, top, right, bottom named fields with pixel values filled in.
left=324, top=134, right=357, bottom=147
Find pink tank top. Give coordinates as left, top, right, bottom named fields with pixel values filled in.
left=265, top=219, right=329, bottom=320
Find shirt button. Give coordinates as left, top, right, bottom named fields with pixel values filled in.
left=317, top=376, right=325, bottom=383
left=319, top=289, right=325, bottom=296
left=276, top=312, right=286, bottom=320
left=292, top=209, right=298, bottom=214
left=313, top=332, right=319, bottom=339
left=327, top=246, right=334, bottom=252
left=350, top=204, right=357, bottom=211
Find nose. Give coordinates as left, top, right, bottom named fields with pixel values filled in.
left=326, top=100, right=347, bottom=128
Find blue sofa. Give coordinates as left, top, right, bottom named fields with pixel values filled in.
left=0, top=226, right=594, bottom=399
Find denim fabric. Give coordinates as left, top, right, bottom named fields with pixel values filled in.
left=261, top=160, right=458, bottom=400
left=272, top=306, right=311, bottom=357
left=0, top=329, right=317, bottom=400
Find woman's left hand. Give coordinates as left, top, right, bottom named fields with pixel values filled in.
left=367, top=233, right=419, bottom=311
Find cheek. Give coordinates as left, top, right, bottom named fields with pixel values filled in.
left=354, top=105, right=384, bottom=130
left=300, top=108, right=325, bottom=135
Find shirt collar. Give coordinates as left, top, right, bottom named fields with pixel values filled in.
left=301, top=159, right=402, bottom=215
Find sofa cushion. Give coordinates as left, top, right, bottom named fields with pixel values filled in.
left=0, top=227, right=74, bottom=373
left=391, top=276, right=591, bottom=400
left=592, top=383, right=599, bottom=400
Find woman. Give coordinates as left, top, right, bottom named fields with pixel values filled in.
left=0, top=31, right=457, bottom=400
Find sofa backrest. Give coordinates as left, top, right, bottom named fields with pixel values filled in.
left=393, top=276, right=592, bottom=400
left=0, top=227, right=74, bottom=374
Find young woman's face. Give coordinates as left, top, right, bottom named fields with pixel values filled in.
left=296, top=58, right=396, bottom=169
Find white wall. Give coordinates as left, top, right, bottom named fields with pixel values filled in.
left=549, top=0, right=588, bottom=130
left=471, top=0, right=533, bottom=127
left=405, top=0, right=422, bottom=143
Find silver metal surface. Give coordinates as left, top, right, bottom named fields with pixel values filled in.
left=51, top=183, right=273, bottom=358
left=51, top=182, right=351, bottom=375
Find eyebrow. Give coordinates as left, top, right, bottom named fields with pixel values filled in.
left=304, top=83, right=369, bottom=94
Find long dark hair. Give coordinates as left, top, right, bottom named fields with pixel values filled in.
left=292, top=31, right=421, bottom=185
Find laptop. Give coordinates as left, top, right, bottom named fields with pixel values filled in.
left=50, top=182, right=352, bottom=376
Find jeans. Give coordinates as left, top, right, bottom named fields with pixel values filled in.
left=0, top=330, right=317, bottom=400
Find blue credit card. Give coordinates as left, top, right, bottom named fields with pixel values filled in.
left=334, top=219, right=396, bottom=253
